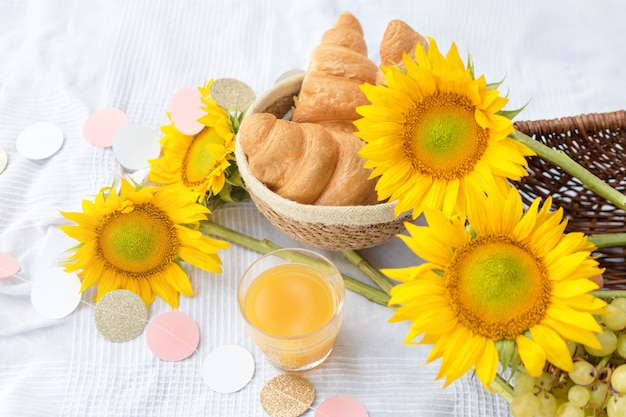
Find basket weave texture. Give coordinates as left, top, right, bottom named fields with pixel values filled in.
left=514, top=110, right=626, bottom=288
left=235, top=73, right=410, bottom=251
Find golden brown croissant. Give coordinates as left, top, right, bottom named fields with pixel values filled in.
left=238, top=112, right=378, bottom=206
left=376, top=19, right=428, bottom=84
left=291, top=12, right=378, bottom=132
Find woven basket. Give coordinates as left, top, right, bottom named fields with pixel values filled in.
left=235, top=72, right=410, bottom=251
left=514, top=110, right=626, bottom=288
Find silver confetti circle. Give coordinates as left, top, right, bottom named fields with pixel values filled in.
left=94, top=289, right=148, bottom=342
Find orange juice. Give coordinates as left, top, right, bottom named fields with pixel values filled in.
left=243, top=263, right=336, bottom=337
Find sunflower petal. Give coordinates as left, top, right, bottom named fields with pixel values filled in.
left=516, top=334, right=546, bottom=377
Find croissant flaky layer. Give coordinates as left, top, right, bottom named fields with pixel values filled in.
left=238, top=113, right=378, bottom=206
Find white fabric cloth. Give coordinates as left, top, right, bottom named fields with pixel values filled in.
left=0, top=0, right=624, bottom=416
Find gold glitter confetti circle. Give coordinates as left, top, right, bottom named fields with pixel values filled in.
left=210, top=78, right=256, bottom=112
left=94, top=289, right=148, bottom=342
left=0, top=146, right=7, bottom=175
left=260, top=374, right=315, bottom=417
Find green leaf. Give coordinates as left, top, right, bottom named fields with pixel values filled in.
left=496, top=339, right=521, bottom=377
left=466, top=52, right=475, bottom=79
left=499, top=100, right=530, bottom=120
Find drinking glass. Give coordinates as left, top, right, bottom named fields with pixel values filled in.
left=238, top=248, right=345, bottom=371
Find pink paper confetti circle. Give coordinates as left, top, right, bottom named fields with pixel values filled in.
left=146, top=311, right=200, bottom=362
left=169, top=86, right=205, bottom=135
left=315, top=395, right=369, bottom=417
left=83, top=107, right=128, bottom=147
left=0, top=252, right=20, bottom=279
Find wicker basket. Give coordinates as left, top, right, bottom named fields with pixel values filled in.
left=514, top=110, right=626, bottom=288
left=235, top=73, right=411, bottom=251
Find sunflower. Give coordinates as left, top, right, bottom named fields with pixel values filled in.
left=354, top=38, right=534, bottom=219
left=148, top=79, right=236, bottom=199
left=59, top=178, right=230, bottom=308
left=384, top=186, right=605, bottom=389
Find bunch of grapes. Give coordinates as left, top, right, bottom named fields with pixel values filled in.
left=508, top=298, right=626, bottom=417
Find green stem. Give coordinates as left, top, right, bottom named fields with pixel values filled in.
left=596, top=355, right=612, bottom=370
left=489, top=374, right=515, bottom=404
left=590, top=290, right=626, bottom=299
left=199, top=220, right=391, bottom=306
left=342, top=250, right=395, bottom=296
left=588, top=233, right=626, bottom=249
left=512, top=130, right=626, bottom=211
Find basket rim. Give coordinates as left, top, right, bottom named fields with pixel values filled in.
left=514, top=109, right=626, bottom=136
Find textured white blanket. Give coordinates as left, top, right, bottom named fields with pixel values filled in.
left=0, top=1, right=624, bottom=416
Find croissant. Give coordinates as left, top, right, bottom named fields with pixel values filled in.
left=376, top=19, right=428, bottom=84
left=291, top=12, right=378, bottom=132
left=238, top=112, right=378, bottom=206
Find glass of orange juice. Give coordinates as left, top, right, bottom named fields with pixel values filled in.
left=237, top=248, right=345, bottom=372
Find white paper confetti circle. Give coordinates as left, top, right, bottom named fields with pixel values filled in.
left=16, top=122, right=64, bottom=160
left=30, top=267, right=82, bottom=319
left=0, top=146, right=7, bottom=175
left=202, top=345, right=255, bottom=393
left=274, top=69, right=305, bottom=84
left=112, top=124, right=161, bottom=171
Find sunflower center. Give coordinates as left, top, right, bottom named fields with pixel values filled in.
left=445, top=234, right=551, bottom=340
left=181, top=127, right=224, bottom=187
left=97, top=204, right=178, bottom=278
left=403, top=92, right=488, bottom=180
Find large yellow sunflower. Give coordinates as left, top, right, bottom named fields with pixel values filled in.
left=385, top=187, right=605, bottom=388
left=149, top=79, right=235, bottom=198
left=354, top=38, right=535, bottom=219
left=59, top=178, right=229, bottom=308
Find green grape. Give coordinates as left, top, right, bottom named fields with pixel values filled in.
left=566, top=340, right=578, bottom=357
left=569, top=360, right=596, bottom=386
left=536, top=372, right=553, bottom=391
left=603, top=304, right=626, bottom=331
left=568, top=385, right=591, bottom=408
left=611, top=297, right=626, bottom=313
left=552, top=379, right=575, bottom=402
left=617, top=334, right=626, bottom=358
left=607, top=394, right=626, bottom=417
left=514, top=371, right=536, bottom=394
left=555, top=402, right=584, bottom=417
left=536, top=392, right=558, bottom=417
left=589, top=382, right=609, bottom=407
left=510, top=391, right=540, bottom=417
left=585, top=328, right=618, bottom=357
left=611, top=365, right=626, bottom=394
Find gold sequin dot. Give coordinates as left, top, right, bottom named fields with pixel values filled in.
left=260, top=374, right=315, bottom=417
left=94, top=289, right=147, bottom=342
left=210, top=78, right=256, bottom=112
